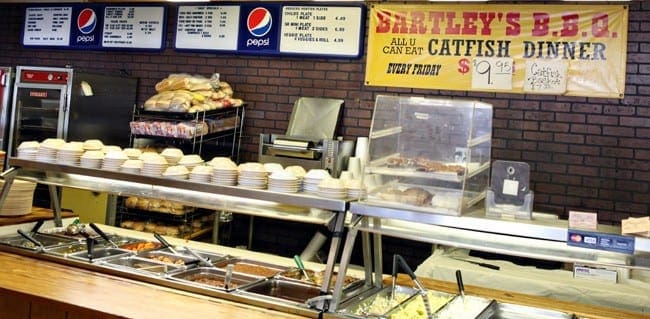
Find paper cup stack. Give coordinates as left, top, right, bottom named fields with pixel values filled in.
left=102, top=150, right=128, bottom=171
left=56, top=142, right=84, bottom=165
left=190, top=165, right=213, bottom=183
left=268, top=170, right=299, bottom=193
left=17, top=141, right=39, bottom=160
left=318, top=177, right=348, bottom=199
left=163, top=165, right=190, bottom=180
left=161, top=148, right=183, bottom=165
left=120, top=159, right=143, bottom=174
left=37, top=138, right=65, bottom=162
left=80, top=150, right=104, bottom=169
left=0, top=179, right=37, bottom=216
left=140, top=153, right=168, bottom=177
left=209, top=157, right=238, bottom=186
left=237, top=162, right=268, bottom=189
left=303, top=169, right=330, bottom=194
left=178, top=154, right=204, bottom=170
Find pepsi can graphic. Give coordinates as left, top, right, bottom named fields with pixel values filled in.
left=238, top=4, right=280, bottom=54
left=70, top=5, right=102, bottom=48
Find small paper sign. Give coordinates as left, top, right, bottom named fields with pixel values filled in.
left=471, top=57, right=513, bottom=90
left=569, top=210, right=598, bottom=231
left=524, top=59, right=568, bottom=94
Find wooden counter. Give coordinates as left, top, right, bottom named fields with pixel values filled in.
left=0, top=252, right=310, bottom=319
left=0, top=207, right=76, bottom=226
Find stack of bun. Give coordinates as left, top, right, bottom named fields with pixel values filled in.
left=124, top=196, right=192, bottom=215
left=143, top=73, right=244, bottom=113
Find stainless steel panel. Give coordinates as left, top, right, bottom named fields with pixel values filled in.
left=476, top=301, right=576, bottom=319
left=286, top=97, right=343, bottom=140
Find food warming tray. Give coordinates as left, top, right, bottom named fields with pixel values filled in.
left=46, top=243, right=93, bottom=257
left=338, top=285, right=418, bottom=318
left=68, top=247, right=133, bottom=262
left=137, top=250, right=200, bottom=266
left=0, top=233, right=77, bottom=250
left=278, top=268, right=363, bottom=291
left=169, top=267, right=261, bottom=292
left=100, top=256, right=185, bottom=276
left=476, top=301, right=576, bottom=319
left=213, top=258, right=287, bottom=278
left=434, top=295, right=493, bottom=319
left=240, top=278, right=322, bottom=305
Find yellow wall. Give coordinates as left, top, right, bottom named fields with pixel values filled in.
left=60, top=188, right=108, bottom=224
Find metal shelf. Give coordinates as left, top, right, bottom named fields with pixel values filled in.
left=6, top=157, right=349, bottom=215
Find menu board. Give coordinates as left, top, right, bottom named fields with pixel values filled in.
left=23, top=7, right=72, bottom=46
left=22, top=5, right=166, bottom=51
left=174, top=3, right=365, bottom=58
left=279, top=6, right=363, bottom=57
left=102, top=6, right=165, bottom=49
left=176, top=6, right=240, bottom=51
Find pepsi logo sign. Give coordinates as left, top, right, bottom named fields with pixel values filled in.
left=77, top=8, right=97, bottom=35
left=247, top=7, right=272, bottom=38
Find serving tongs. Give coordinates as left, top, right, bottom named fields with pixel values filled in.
left=455, top=269, right=465, bottom=301
left=78, top=229, right=98, bottom=262
left=153, top=232, right=179, bottom=255
left=29, top=220, right=45, bottom=235
left=182, top=246, right=214, bottom=267
left=224, top=263, right=234, bottom=290
left=16, top=229, right=45, bottom=252
left=88, top=223, right=118, bottom=248
left=391, top=254, right=433, bottom=319
left=293, top=254, right=311, bottom=280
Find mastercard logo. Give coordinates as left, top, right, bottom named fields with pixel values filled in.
left=247, top=7, right=272, bottom=37
left=77, top=8, right=97, bottom=35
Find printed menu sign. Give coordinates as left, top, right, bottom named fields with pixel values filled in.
left=102, top=6, right=165, bottom=49
left=173, top=3, right=365, bottom=58
left=22, top=5, right=165, bottom=51
left=176, top=6, right=241, bottom=51
left=23, top=7, right=72, bottom=46
left=279, top=6, right=363, bottom=57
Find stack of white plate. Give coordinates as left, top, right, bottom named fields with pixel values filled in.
left=345, top=179, right=367, bottom=199
left=263, top=162, right=284, bottom=174
left=123, top=148, right=142, bottom=160
left=0, top=179, right=37, bottom=216
left=178, top=154, right=204, bottom=170
left=17, top=141, right=39, bottom=160
left=267, top=170, right=299, bottom=193
left=80, top=151, right=104, bottom=169
left=141, top=154, right=168, bottom=177
left=162, top=165, right=189, bottom=180
left=284, top=165, right=307, bottom=192
left=82, top=139, right=104, bottom=152
left=37, top=138, right=65, bottom=162
left=56, top=142, right=84, bottom=166
left=237, top=162, right=268, bottom=189
left=209, top=157, right=238, bottom=186
left=120, top=159, right=143, bottom=174
left=161, top=148, right=184, bottom=165
left=190, top=165, right=213, bottom=183
left=318, top=177, right=348, bottom=199
left=303, top=169, right=331, bottom=194
left=102, top=145, right=122, bottom=153
left=102, top=150, right=128, bottom=171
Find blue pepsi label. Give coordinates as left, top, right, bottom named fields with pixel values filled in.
left=238, top=4, right=281, bottom=54
left=69, top=5, right=103, bottom=48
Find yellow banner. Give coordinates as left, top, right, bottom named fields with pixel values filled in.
left=365, top=4, right=628, bottom=98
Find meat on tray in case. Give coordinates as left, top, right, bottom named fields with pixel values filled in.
left=362, top=95, right=493, bottom=216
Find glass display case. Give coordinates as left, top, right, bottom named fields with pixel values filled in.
left=362, top=95, right=492, bottom=216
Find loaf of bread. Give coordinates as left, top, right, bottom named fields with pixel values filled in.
left=401, top=187, right=433, bottom=206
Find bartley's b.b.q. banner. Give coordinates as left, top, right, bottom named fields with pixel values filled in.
left=365, top=4, right=628, bottom=98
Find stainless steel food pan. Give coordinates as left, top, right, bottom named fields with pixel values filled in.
left=101, top=256, right=184, bottom=276
left=213, top=258, right=287, bottom=278
left=336, top=285, right=418, bottom=318
left=68, top=247, right=133, bottom=262
left=240, top=278, right=322, bottom=304
left=169, top=267, right=261, bottom=292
